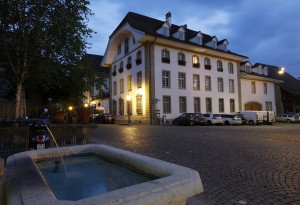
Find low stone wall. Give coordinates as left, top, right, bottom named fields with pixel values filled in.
left=0, top=124, right=97, bottom=154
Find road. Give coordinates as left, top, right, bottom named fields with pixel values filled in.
left=90, top=123, right=300, bottom=205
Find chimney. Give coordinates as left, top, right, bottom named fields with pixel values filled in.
left=166, top=12, right=172, bottom=26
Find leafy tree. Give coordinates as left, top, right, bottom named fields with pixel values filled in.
left=0, top=0, right=94, bottom=118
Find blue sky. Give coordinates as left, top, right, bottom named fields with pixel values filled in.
left=87, top=0, right=300, bottom=77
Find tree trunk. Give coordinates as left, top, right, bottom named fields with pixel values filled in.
left=15, top=82, right=25, bottom=118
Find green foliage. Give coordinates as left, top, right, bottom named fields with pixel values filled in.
left=0, top=0, right=95, bottom=116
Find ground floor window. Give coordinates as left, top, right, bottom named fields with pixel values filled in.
left=206, top=98, right=212, bottom=113
left=194, top=97, right=201, bottom=113
left=163, top=96, right=171, bottom=114
left=230, top=99, right=235, bottom=113
left=112, top=100, right=117, bottom=116
left=179, top=96, right=187, bottom=113
left=119, top=98, right=124, bottom=115
left=136, top=94, right=143, bottom=115
left=219, top=98, right=224, bottom=113
left=265, top=101, right=272, bottom=111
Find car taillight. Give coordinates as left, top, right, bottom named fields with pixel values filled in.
left=37, top=135, right=45, bottom=142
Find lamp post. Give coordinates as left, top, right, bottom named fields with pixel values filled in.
left=126, top=95, right=132, bottom=124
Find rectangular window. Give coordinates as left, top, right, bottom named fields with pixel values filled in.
left=178, top=72, right=186, bottom=89
left=205, top=76, right=211, bottom=91
left=264, top=83, right=267, bottom=94
left=163, top=96, right=171, bottom=114
left=179, top=96, right=187, bottom=113
left=120, top=78, right=124, bottom=94
left=136, top=95, right=143, bottom=115
left=218, top=78, right=224, bottom=92
left=125, top=38, right=129, bottom=54
left=127, top=75, right=132, bottom=91
left=229, top=79, right=234, bottom=93
left=119, top=98, right=124, bottom=115
left=137, top=71, right=142, bottom=88
left=162, top=70, right=170, bottom=88
left=219, top=98, right=224, bottom=113
left=113, top=81, right=117, bottom=95
left=251, top=82, right=256, bottom=94
left=266, top=101, right=272, bottom=111
left=112, top=100, right=117, bottom=116
left=206, top=98, right=212, bottom=113
left=230, top=99, right=235, bottom=113
left=194, top=97, right=201, bottom=113
left=193, top=74, right=200, bottom=90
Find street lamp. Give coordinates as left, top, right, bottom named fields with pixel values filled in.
left=278, top=67, right=285, bottom=74
left=126, top=95, right=132, bottom=124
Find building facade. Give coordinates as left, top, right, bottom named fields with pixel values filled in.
left=101, top=12, right=282, bottom=124
left=239, top=62, right=281, bottom=112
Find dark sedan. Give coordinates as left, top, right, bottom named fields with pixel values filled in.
left=173, top=113, right=205, bottom=126
left=95, top=113, right=115, bottom=124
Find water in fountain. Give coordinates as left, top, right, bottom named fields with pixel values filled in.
left=44, top=123, right=68, bottom=175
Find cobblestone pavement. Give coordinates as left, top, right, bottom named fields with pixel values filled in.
left=90, top=123, right=300, bottom=205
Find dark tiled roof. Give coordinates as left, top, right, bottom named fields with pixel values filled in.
left=255, top=63, right=300, bottom=95
left=111, top=12, right=247, bottom=58
left=84, top=54, right=109, bottom=74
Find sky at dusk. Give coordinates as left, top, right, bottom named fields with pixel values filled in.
left=87, top=0, right=300, bottom=77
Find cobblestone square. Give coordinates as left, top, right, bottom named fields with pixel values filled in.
left=90, top=123, right=300, bottom=205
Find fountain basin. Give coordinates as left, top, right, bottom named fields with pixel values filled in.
left=5, top=144, right=203, bottom=205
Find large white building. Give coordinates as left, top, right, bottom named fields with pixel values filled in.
left=101, top=12, right=279, bottom=124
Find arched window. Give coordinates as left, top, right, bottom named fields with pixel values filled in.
left=204, top=58, right=211, bottom=70
left=228, top=62, right=234, bottom=74
left=162, top=49, right=170, bottom=63
left=178, top=52, right=186, bottom=66
left=192, top=55, right=200, bottom=68
left=217, top=60, right=223, bottom=72
left=136, top=50, right=142, bottom=65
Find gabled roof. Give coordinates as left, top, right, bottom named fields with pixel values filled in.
left=111, top=12, right=247, bottom=58
left=255, top=63, right=300, bottom=95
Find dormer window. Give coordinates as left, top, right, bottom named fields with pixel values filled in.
left=217, top=60, right=223, bottom=72
left=264, top=68, right=268, bottom=76
left=178, top=52, right=186, bottom=66
left=178, top=31, right=184, bottom=40
left=245, top=65, right=251, bottom=73
left=196, top=36, right=202, bottom=45
left=162, top=49, right=170, bottom=63
left=192, top=55, right=200, bottom=68
left=162, top=27, right=169, bottom=37
left=258, top=67, right=263, bottom=75
left=204, top=58, right=211, bottom=70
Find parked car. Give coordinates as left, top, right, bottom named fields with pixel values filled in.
left=220, top=114, right=242, bottom=125
left=275, top=114, right=300, bottom=123
left=259, top=111, right=275, bottom=125
left=236, top=111, right=264, bottom=125
left=95, top=113, right=115, bottom=124
left=173, top=113, right=205, bottom=126
left=235, top=113, right=247, bottom=125
left=203, top=114, right=223, bottom=125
